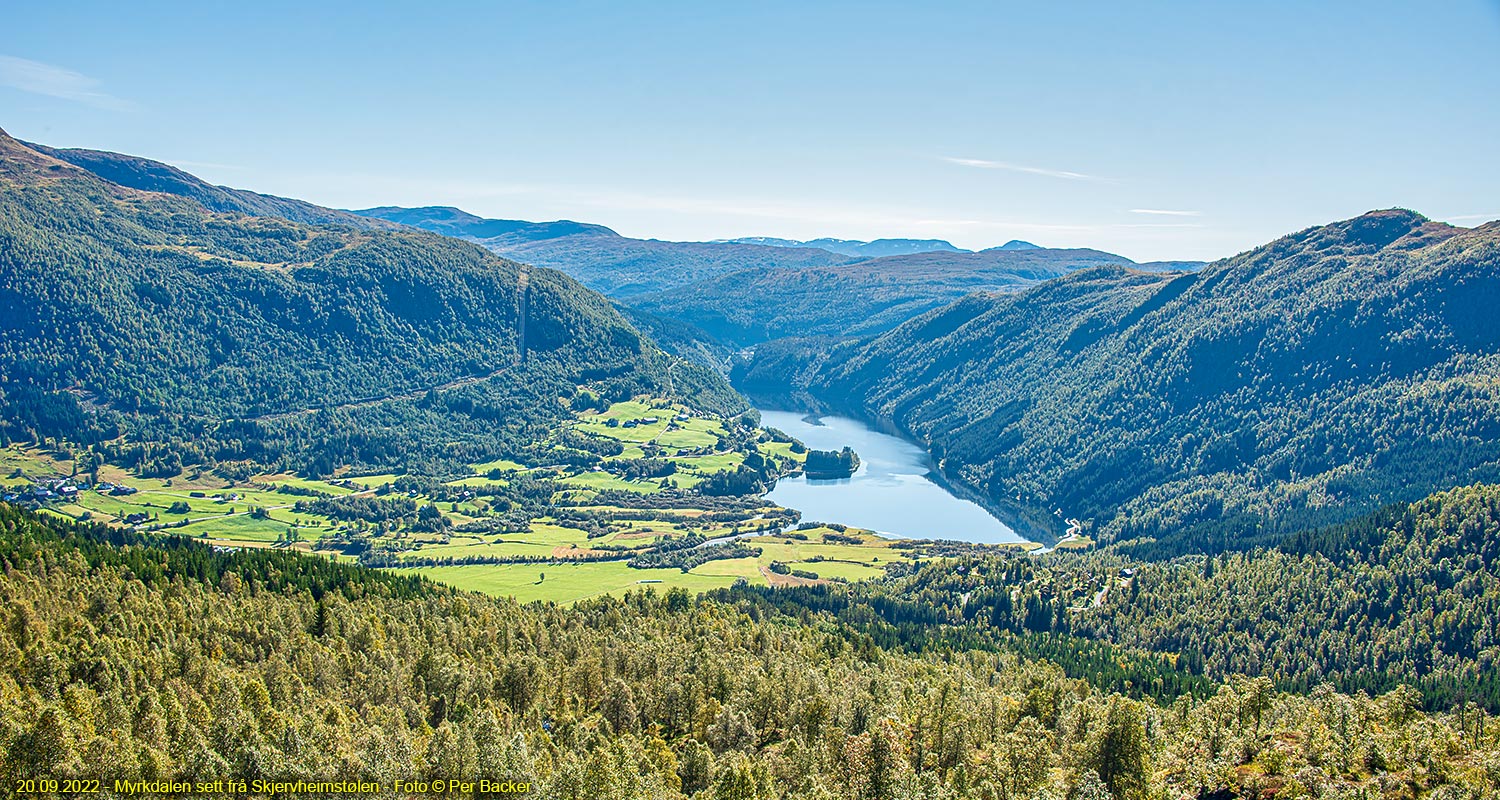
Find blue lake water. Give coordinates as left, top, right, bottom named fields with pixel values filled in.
left=758, top=409, right=1029, bottom=545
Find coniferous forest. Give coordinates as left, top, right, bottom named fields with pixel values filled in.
left=3, top=504, right=1499, bottom=799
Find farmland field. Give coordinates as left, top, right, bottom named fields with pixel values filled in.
left=3, top=399, right=949, bottom=603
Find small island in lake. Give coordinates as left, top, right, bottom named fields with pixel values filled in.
left=803, top=446, right=861, bottom=479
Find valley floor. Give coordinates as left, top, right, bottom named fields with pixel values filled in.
left=4, top=397, right=1017, bottom=605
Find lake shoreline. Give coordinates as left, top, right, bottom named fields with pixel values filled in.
left=747, top=392, right=1064, bottom=546
left=753, top=405, right=1043, bottom=546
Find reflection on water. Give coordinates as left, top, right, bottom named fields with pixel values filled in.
left=759, top=409, right=1028, bottom=545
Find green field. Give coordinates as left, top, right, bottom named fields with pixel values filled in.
left=398, top=560, right=742, bottom=604
left=559, top=471, right=660, bottom=493
left=671, top=451, right=744, bottom=473
left=398, top=525, right=917, bottom=602
left=5, top=400, right=960, bottom=604
left=177, top=513, right=299, bottom=542
left=470, top=458, right=526, bottom=474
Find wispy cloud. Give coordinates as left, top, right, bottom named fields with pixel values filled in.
left=941, top=156, right=1098, bottom=181
left=0, top=55, right=132, bottom=110
left=1443, top=212, right=1500, bottom=221
left=1129, top=208, right=1202, bottom=217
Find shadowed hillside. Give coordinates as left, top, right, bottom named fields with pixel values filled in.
left=0, top=130, right=739, bottom=476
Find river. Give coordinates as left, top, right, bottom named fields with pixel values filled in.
left=758, top=409, right=1032, bottom=545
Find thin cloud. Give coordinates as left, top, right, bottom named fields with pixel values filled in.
left=1443, top=212, right=1500, bottom=221
left=0, top=55, right=133, bottom=110
left=1130, top=208, right=1202, bottom=217
left=941, top=156, right=1097, bottom=181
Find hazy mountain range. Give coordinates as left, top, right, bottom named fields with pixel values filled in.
left=355, top=206, right=1205, bottom=345
left=714, top=236, right=1042, bottom=258
left=354, top=205, right=856, bottom=296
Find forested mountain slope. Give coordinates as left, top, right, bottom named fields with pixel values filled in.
left=739, top=210, right=1500, bottom=553
left=0, top=130, right=737, bottom=475
left=2, top=503, right=1496, bottom=798
left=354, top=205, right=856, bottom=297
left=1083, top=482, right=1500, bottom=707
left=750, top=483, right=1500, bottom=711
left=25, top=141, right=396, bottom=230
left=634, top=247, right=1137, bottom=345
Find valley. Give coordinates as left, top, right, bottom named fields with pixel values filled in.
left=3, top=96, right=1499, bottom=795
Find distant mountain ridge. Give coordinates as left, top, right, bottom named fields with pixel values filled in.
left=719, top=236, right=1043, bottom=258
left=719, top=236, right=968, bottom=258
left=349, top=206, right=1188, bottom=343
left=634, top=245, right=1144, bottom=345
left=351, top=205, right=855, bottom=296
left=355, top=205, right=615, bottom=241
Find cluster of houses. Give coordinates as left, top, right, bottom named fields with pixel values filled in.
left=606, top=410, right=695, bottom=430
left=1, top=477, right=131, bottom=506
left=1, top=476, right=254, bottom=531
left=3, top=477, right=159, bottom=525
left=188, top=490, right=241, bottom=502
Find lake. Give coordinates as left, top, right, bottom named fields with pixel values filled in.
left=758, top=409, right=1031, bottom=545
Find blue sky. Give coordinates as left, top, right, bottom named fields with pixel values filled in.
left=2, top=0, right=1497, bottom=261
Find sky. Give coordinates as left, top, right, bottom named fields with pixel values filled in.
left=2, top=0, right=1497, bottom=262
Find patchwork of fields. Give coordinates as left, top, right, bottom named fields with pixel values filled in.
left=6, top=397, right=1012, bottom=603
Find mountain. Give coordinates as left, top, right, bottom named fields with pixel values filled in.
left=737, top=210, right=1500, bottom=553
left=24, top=141, right=398, bottom=230
left=354, top=204, right=613, bottom=240
left=718, top=236, right=1050, bottom=258
left=352, top=205, right=856, bottom=296
left=0, top=130, right=737, bottom=475
left=720, top=235, right=968, bottom=258
left=633, top=246, right=1141, bottom=345
left=614, top=303, right=737, bottom=374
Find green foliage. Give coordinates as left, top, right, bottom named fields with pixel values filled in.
left=803, top=447, right=859, bottom=478
left=1076, top=483, right=1500, bottom=710
left=0, top=503, right=1496, bottom=797
left=0, top=133, right=741, bottom=476
left=744, top=210, right=1500, bottom=553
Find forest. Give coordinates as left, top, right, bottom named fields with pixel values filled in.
left=731, top=483, right=1500, bottom=716
left=803, top=448, right=861, bottom=479
left=2, top=504, right=1498, bottom=799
